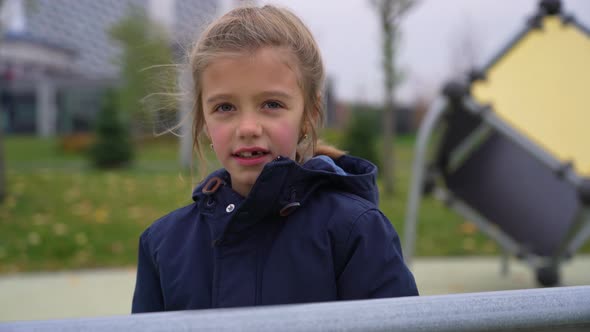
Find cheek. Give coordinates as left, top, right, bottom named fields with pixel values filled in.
left=207, top=125, right=231, bottom=150
left=272, top=119, right=301, bottom=154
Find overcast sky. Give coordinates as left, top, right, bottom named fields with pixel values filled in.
left=153, top=0, right=590, bottom=104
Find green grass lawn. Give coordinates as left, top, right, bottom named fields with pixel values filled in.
left=1, top=136, right=196, bottom=272
left=0, top=134, right=587, bottom=273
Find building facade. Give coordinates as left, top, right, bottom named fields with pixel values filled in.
left=0, top=0, right=216, bottom=136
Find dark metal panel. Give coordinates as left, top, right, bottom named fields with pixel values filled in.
left=445, top=131, right=579, bottom=256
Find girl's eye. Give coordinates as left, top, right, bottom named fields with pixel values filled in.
left=215, top=103, right=234, bottom=113
left=263, top=101, right=283, bottom=110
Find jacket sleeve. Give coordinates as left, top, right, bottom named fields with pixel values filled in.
left=335, top=209, right=419, bottom=299
left=131, top=228, right=165, bottom=313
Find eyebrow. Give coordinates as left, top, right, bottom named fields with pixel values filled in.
left=205, top=90, right=294, bottom=105
left=255, top=90, right=294, bottom=100
left=205, top=94, right=233, bottom=105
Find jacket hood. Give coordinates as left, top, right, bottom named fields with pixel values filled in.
left=297, top=155, right=379, bottom=204
left=191, top=155, right=379, bottom=225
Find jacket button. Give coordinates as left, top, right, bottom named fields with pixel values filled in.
left=226, top=204, right=235, bottom=213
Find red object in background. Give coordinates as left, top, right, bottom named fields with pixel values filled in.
left=1, top=65, right=16, bottom=81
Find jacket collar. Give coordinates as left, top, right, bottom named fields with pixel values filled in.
left=191, top=155, right=378, bottom=234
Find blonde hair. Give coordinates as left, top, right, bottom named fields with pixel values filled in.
left=189, top=5, right=344, bottom=173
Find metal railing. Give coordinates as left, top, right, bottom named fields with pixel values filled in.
left=2, top=286, right=590, bottom=331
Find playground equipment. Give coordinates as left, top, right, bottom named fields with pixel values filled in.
left=404, top=0, right=590, bottom=287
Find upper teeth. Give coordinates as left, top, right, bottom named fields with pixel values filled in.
left=238, top=151, right=262, bottom=157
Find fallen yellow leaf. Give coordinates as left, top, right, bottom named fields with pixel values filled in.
left=33, top=213, right=48, bottom=226
left=27, top=232, right=41, bottom=246
left=64, top=187, right=81, bottom=203
left=462, top=238, right=476, bottom=252
left=94, top=207, right=110, bottom=224
left=75, top=232, right=88, bottom=246
left=53, top=223, right=68, bottom=236
left=111, top=242, right=124, bottom=254
left=73, top=201, right=93, bottom=216
left=459, top=222, right=478, bottom=235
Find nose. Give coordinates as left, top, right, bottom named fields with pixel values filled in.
left=236, top=112, right=262, bottom=139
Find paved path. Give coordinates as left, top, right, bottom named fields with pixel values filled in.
left=1, top=256, right=589, bottom=322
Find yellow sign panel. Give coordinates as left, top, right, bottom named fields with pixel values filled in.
left=472, top=17, right=590, bottom=176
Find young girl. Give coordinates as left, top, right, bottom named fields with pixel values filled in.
left=132, top=4, right=418, bottom=313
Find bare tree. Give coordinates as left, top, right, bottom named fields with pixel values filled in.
left=371, top=0, right=416, bottom=195
left=448, top=15, right=482, bottom=82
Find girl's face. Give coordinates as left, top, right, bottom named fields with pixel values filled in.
left=201, top=47, right=305, bottom=197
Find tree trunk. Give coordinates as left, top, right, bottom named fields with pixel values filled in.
left=371, top=0, right=415, bottom=196
left=382, top=88, right=395, bottom=195
left=381, top=13, right=396, bottom=195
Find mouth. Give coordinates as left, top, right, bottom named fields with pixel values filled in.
left=232, top=148, right=271, bottom=159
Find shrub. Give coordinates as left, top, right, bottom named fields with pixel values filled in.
left=89, top=91, right=134, bottom=168
left=341, top=105, right=381, bottom=167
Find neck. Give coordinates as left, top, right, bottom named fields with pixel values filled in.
left=231, top=182, right=252, bottom=198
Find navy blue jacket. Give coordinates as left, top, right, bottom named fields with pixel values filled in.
left=132, top=155, right=418, bottom=313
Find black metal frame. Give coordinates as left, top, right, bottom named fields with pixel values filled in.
left=403, top=0, right=590, bottom=287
